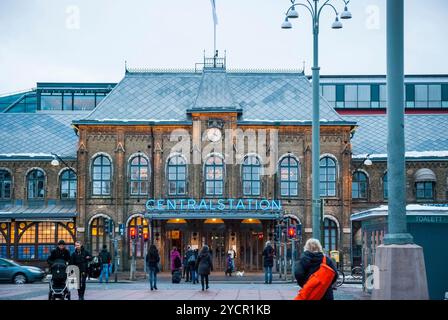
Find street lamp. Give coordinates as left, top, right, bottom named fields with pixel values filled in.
left=50, top=153, right=72, bottom=168
left=281, top=0, right=352, bottom=241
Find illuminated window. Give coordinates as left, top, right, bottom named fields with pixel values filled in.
left=128, top=217, right=149, bottom=258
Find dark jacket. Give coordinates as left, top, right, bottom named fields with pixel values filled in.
left=70, top=246, right=92, bottom=274
left=262, top=245, right=275, bottom=268
left=196, top=249, right=213, bottom=275
left=47, top=247, right=71, bottom=265
left=146, top=250, right=160, bottom=271
left=294, top=251, right=338, bottom=300
left=99, top=249, right=111, bottom=265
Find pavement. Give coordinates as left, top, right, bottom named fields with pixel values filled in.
left=0, top=272, right=370, bottom=300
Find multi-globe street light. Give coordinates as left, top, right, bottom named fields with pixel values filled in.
left=281, top=0, right=352, bottom=242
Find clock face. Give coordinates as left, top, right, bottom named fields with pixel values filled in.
left=206, top=128, right=222, bottom=142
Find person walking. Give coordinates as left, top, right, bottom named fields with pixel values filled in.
left=196, top=245, right=213, bottom=291
left=190, top=249, right=199, bottom=284
left=225, top=253, right=233, bottom=276
left=170, top=247, right=181, bottom=274
left=98, top=245, right=111, bottom=284
left=294, top=238, right=338, bottom=300
left=69, top=240, right=92, bottom=300
left=185, top=246, right=194, bottom=282
left=145, top=244, right=160, bottom=291
left=262, top=241, right=275, bottom=284
left=47, top=240, right=71, bottom=266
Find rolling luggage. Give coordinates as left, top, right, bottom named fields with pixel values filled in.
left=172, top=269, right=181, bottom=283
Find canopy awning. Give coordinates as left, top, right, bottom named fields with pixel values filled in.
left=0, top=204, right=77, bottom=221
left=414, top=168, right=437, bottom=182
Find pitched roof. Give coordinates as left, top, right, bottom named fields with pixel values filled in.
left=0, top=112, right=86, bottom=160
left=76, top=69, right=348, bottom=125
left=346, top=114, right=448, bottom=159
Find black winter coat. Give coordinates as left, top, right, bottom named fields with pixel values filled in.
left=146, top=251, right=160, bottom=270
left=99, top=249, right=111, bottom=265
left=70, top=247, right=92, bottom=274
left=262, top=245, right=275, bottom=268
left=294, top=251, right=338, bottom=300
left=196, top=252, right=213, bottom=275
left=47, top=247, right=71, bottom=265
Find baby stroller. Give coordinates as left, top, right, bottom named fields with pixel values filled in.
left=48, top=259, right=71, bottom=300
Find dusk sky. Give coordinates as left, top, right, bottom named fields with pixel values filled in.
left=1, top=0, right=447, bottom=94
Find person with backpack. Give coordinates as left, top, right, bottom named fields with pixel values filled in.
left=262, top=241, right=275, bottom=284
left=190, top=249, right=199, bottom=284
left=196, top=245, right=213, bottom=291
left=170, top=247, right=182, bottom=283
left=146, top=244, right=160, bottom=291
left=98, top=245, right=111, bottom=284
left=294, top=238, right=338, bottom=300
left=185, top=246, right=195, bottom=282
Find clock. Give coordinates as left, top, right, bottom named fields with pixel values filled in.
left=206, top=127, right=222, bottom=142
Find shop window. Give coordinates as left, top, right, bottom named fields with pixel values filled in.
left=128, top=216, right=149, bottom=258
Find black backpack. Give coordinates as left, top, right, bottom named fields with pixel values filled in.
left=174, top=256, right=182, bottom=269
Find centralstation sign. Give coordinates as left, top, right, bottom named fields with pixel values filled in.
left=145, top=198, right=282, bottom=212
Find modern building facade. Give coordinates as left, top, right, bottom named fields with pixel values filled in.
left=1, top=60, right=447, bottom=272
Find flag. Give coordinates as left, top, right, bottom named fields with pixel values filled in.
left=210, top=0, right=218, bottom=25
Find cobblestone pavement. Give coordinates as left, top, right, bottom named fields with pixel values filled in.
left=0, top=277, right=369, bottom=300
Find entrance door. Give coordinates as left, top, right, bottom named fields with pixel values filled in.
left=203, top=230, right=226, bottom=271
left=165, top=230, right=183, bottom=270
left=239, top=223, right=264, bottom=271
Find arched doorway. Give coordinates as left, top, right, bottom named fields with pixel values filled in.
left=89, top=215, right=113, bottom=255
left=239, top=219, right=263, bottom=271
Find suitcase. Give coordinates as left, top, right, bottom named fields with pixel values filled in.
left=172, top=270, right=181, bottom=283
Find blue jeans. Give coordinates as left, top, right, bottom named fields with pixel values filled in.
left=148, top=267, right=157, bottom=288
left=264, top=266, right=272, bottom=284
left=99, top=264, right=109, bottom=283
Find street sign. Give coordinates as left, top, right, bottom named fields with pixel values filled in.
left=119, top=223, right=125, bottom=236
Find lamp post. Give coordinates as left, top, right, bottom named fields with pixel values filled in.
left=281, top=0, right=352, bottom=241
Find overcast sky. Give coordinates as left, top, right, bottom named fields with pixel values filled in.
left=1, top=0, right=447, bottom=94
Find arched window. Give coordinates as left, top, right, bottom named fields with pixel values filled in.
left=128, top=216, right=149, bottom=258
left=242, top=156, right=261, bottom=196
left=279, top=156, right=299, bottom=196
left=130, top=155, right=149, bottom=196
left=352, top=171, right=368, bottom=199
left=205, top=156, right=224, bottom=196
left=92, top=155, right=111, bottom=196
left=320, top=157, right=337, bottom=197
left=167, top=155, right=186, bottom=195
left=0, top=170, right=12, bottom=199
left=27, top=169, right=45, bottom=199
left=383, top=172, right=388, bottom=200
left=323, top=218, right=338, bottom=252
left=415, top=169, right=436, bottom=200
left=60, top=169, right=77, bottom=199
left=89, top=216, right=111, bottom=255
